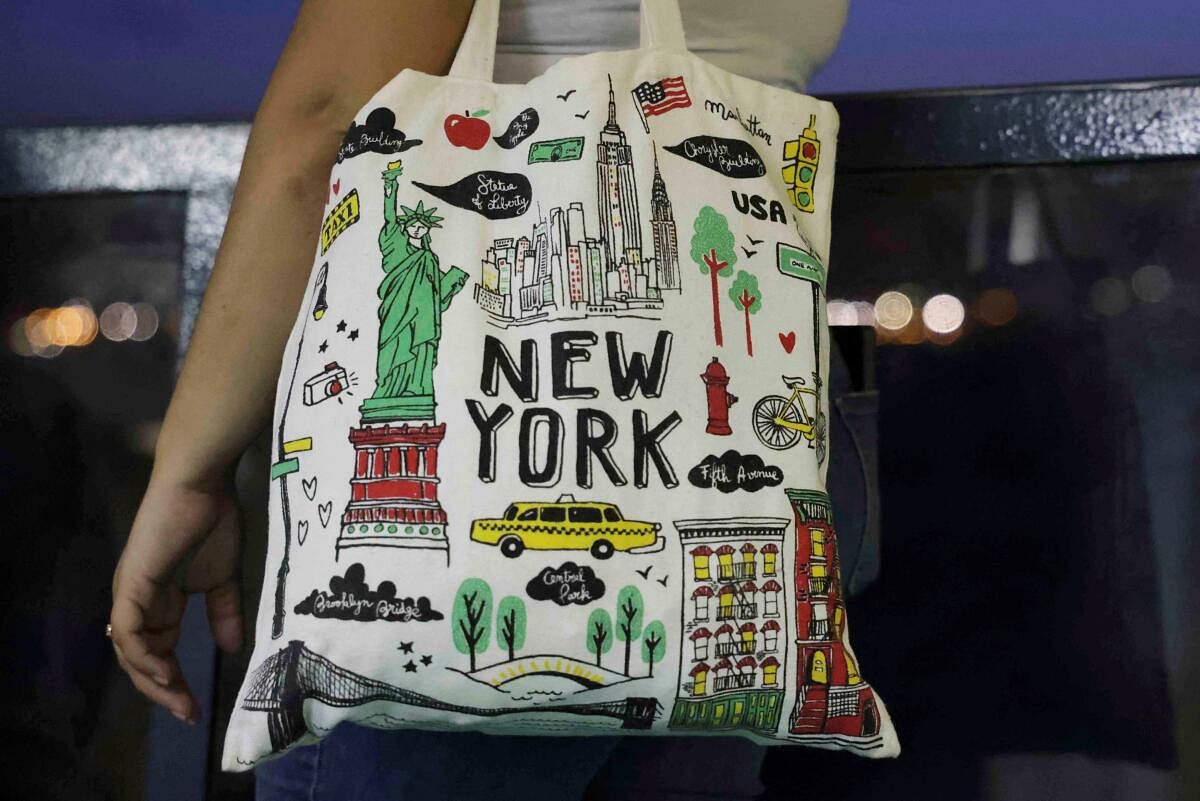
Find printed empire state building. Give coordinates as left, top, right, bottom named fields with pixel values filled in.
left=596, top=75, right=642, bottom=278
left=473, top=75, right=681, bottom=327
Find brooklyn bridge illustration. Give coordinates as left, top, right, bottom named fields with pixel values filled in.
left=473, top=75, right=682, bottom=327
left=241, top=640, right=662, bottom=754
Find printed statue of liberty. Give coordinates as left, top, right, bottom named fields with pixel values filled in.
left=360, top=160, right=468, bottom=422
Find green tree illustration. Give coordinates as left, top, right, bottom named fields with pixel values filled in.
left=728, top=270, right=763, bottom=357
left=690, top=206, right=737, bottom=348
left=641, top=620, right=667, bottom=677
left=496, top=595, right=526, bottom=662
left=586, top=608, right=614, bottom=668
left=614, top=585, right=645, bottom=676
left=451, top=578, right=492, bottom=671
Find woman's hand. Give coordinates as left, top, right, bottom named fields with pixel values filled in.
left=110, top=468, right=244, bottom=723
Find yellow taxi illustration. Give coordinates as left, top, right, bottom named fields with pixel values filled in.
left=470, top=494, right=664, bottom=559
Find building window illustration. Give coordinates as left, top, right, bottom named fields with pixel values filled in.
left=717, top=585, right=734, bottom=619
left=761, top=656, right=780, bottom=686
left=692, top=585, right=713, bottom=620
left=845, top=651, right=862, bottom=685
left=762, top=543, right=778, bottom=576
left=690, top=662, right=709, bottom=696
left=691, top=546, right=712, bottom=580
left=714, top=623, right=736, bottom=656
left=808, top=602, right=829, bottom=639
left=762, top=620, right=780, bottom=652
left=713, top=658, right=756, bottom=692
left=691, top=627, right=712, bottom=661
left=834, top=604, right=845, bottom=636
left=810, top=527, right=825, bottom=558
left=717, top=584, right=756, bottom=620
left=807, top=650, right=828, bottom=684
left=809, top=563, right=829, bottom=596
left=762, top=579, right=782, bottom=617
left=716, top=544, right=737, bottom=580
left=740, top=542, right=757, bottom=578
left=739, top=622, right=757, bottom=655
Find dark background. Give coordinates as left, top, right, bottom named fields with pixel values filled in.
left=2, top=0, right=1200, bottom=126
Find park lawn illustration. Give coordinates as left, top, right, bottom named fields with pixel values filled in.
left=448, top=578, right=668, bottom=703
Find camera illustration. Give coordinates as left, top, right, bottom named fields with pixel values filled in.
left=303, top=361, right=349, bottom=406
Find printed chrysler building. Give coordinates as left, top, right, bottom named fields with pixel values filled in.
left=473, top=75, right=680, bottom=327
left=650, top=146, right=681, bottom=293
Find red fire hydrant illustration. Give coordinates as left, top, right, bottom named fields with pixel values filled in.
left=701, top=356, right=738, bottom=435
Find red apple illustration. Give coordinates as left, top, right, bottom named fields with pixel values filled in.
left=444, top=109, right=491, bottom=150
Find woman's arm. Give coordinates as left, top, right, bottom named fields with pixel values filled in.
left=110, top=0, right=476, bottom=723
left=159, top=0, right=474, bottom=486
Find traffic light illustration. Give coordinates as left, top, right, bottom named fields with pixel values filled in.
left=782, top=115, right=821, bottom=214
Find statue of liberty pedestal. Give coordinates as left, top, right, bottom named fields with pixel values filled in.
left=359, top=162, right=467, bottom=422
left=340, top=161, right=465, bottom=563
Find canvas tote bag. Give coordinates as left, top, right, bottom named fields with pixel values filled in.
left=223, top=0, right=898, bottom=769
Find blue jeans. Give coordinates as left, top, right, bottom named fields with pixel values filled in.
left=255, top=723, right=766, bottom=800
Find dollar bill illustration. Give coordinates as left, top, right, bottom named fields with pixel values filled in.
left=527, top=136, right=585, bottom=164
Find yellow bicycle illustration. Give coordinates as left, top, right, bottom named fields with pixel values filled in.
left=752, top=372, right=827, bottom=464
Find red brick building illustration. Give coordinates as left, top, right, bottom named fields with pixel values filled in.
left=786, top=489, right=882, bottom=740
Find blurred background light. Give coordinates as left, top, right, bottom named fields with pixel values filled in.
left=851, top=300, right=877, bottom=326
left=975, top=287, right=1019, bottom=326
left=62, top=298, right=98, bottom=346
left=922, top=293, right=966, bottom=334
left=129, top=302, right=159, bottom=342
left=9, top=316, right=34, bottom=357
left=827, top=299, right=857, bottom=326
left=1131, top=264, right=1173, bottom=303
left=874, top=290, right=914, bottom=330
left=100, top=301, right=137, bottom=342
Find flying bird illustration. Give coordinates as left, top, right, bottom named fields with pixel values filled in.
left=635, top=565, right=653, bottom=579
left=741, top=246, right=758, bottom=258
left=574, top=110, right=590, bottom=119
left=556, top=89, right=577, bottom=101
left=746, top=234, right=764, bottom=245
left=656, top=575, right=669, bottom=587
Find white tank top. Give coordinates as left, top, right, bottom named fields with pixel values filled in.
left=493, top=0, right=849, bottom=92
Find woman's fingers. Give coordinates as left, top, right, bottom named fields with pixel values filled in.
left=110, top=591, right=175, bottom=687
left=114, top=644, right=198, bottom=723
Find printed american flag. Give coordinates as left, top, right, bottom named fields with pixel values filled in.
left=632, top=75, right=692, bottom=118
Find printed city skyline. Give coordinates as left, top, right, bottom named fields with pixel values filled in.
left=474, top=76, right=681, bottom=327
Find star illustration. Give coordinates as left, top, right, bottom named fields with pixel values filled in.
left=336, top=320, right=347, bottom=332
left=404, top=660, right=418, bottom=673
left=398, top=641, right=414, bottom=654
left=318, top=339, right=328, bottom=353
left=349, top=328, right=360, bottom=341
left=420, top=655, right=433, bottom=666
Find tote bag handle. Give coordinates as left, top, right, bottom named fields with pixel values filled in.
left=448, top=0, right=689, bottom=83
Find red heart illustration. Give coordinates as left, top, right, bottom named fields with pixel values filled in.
left=332, top=179, right=341, bottom=196
left=779, top=331, right=797, bottom=353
